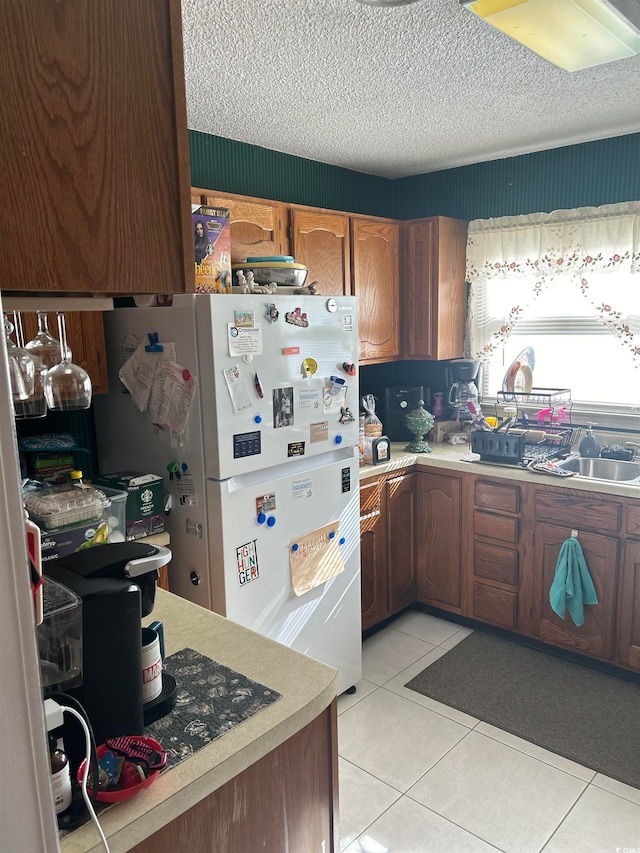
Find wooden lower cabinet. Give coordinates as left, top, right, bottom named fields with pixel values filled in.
left=534, top=523, right=619, bottom=660
left=617, top=538, right=640, bottom=668
left=386, top=472, right=417, bottom=613
left=360, top=464, right=640, bottom=674
left=415, top=471, right=463, bottom=612
left=360, top=472, right=416, bottom=631
left=131, top=701, right=338, bottom=853
left=465, top=477, right=534, bottom=634
left=360, top=476, right=388, bottom=631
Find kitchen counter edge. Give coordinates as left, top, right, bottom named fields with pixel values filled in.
left=360, top=442, right=640, bottom=499
left=62, top=589, right=338, bottom=853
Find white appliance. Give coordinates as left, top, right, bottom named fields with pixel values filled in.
left=94, top=294, right=361, bottom=692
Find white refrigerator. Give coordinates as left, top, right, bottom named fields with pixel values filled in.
left=94, top=294, right=362, bottom=692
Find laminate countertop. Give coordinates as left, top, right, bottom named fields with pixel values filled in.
left=62, top=590, right=338, bottom=853
left=360, top=442, right=640, bottom=500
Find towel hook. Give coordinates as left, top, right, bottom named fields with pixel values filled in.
left=571, top=529, right=579, bottom=539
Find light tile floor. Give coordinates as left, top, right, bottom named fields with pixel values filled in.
left=337, top=610, right=640, bottom=852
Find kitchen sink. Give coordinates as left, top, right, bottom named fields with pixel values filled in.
left=557, top=455, right=640, bottom=482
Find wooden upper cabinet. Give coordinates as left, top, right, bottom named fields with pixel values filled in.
left=403, top=217, right=467, bottom=360
left=289, top=210, right=351, bottom=296
left=0, top=0, right=193, bottom=295
left=351, top=218, right=400, bottom=363
left=19, top=311, right=108, bottom=394
left=198, top=191, right=288, bottom=264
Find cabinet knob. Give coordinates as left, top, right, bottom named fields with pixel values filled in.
left=189, top=571, right=201, bottom=586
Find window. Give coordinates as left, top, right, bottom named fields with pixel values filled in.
left=466, top=202, right=640, bottom=424
left=479, top=272, right=640, bottom=410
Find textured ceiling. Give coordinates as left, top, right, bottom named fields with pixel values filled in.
left=182, top=0, right=640, bottom=179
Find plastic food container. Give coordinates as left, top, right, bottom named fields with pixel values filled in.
left=36, top=576, right=82, bottom=690
left=25, top=485, right=107, bottom=531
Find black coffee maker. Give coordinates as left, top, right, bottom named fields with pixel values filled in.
left=41, top=541, right=171, bottom=767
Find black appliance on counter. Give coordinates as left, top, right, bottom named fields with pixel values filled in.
left=41, top=541, right=171, bottom=768
left=379, top=386, right=429, bottom=442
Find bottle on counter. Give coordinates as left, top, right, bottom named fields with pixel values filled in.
left=579, top=423, right=601, bottom=458
left=49, top=733, right=72, bottom=815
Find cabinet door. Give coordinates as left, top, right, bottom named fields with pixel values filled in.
left=535, top=523, right=618, bottom=660
left=360, top=477, right=388, bottom=632
left=290, top=210, right=351, bottom=296
left=199, top=192, right=288, bottom=264
left=416, top=472, right=462, bottom=610
left=403, top=217, right=467, bottom=360
left=386, top=473, right=416, bottom=615
left=616, top=539, right=640, bottom=669
left=20, top=311, right=108, bottom=395
left=351, top=219, right=400, bottom=363
left=0, top=0, right=192, bottom=294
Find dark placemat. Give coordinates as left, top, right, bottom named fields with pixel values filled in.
left=146, top=648, right=282, bottom=769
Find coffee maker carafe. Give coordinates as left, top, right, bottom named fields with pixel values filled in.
left=40, top=541, right=171, bottom=766
left=446, top=359, right=482, bottom=421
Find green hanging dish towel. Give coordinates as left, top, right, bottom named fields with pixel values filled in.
left=549, top=537, right=599, bottom=627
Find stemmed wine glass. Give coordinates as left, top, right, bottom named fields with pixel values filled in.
left=24, top=311, right=64, bottom=368
left=4, top=315, right=36, bottom=406
left=43, top=312, right=92, bottom=411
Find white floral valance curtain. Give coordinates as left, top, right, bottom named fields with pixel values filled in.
left=466, top=201, right=640, bottom=364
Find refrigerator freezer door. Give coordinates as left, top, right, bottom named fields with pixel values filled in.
left=207, top=452, right=362, bottom=693
left=176, top=293, right=359, bottom=480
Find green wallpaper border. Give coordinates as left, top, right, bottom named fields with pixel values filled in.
left=190, top=130, right=640, bottom=223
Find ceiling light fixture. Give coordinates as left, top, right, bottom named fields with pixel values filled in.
left=460, top=0, right=640, bottom=72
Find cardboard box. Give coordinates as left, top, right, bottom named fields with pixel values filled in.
left=40, top=519, right=110, bottom=562
left=94, top=472, right=165, bottom=541
left=192, top=206, right=231, bottom=293
left=429, top=420, right=464, bottom=444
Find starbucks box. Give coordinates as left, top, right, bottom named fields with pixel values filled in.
left=94, top=471, right=164, bottom=540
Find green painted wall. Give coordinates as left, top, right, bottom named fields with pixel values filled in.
left=189, top=131, right=393, bottom=218
left=395, top=132, right=640, bottom=221
left=190, top=130, right=640, bottom=222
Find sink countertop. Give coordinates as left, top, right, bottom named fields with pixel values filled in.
left=360, top=442, right=640, bottom=499
left=62, top=590, right=338, bottom=853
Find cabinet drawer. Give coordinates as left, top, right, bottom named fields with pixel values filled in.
left=360, top=478, right=383, bottom=515
left=474, top=480, right=520, bottom=514
left=626, top=503, right=640, bottom=537
left=535, top=491, right=621, bottom=533
left=472, top=583, right=517, bottom=630
left=474, top=510, right=518, bottom=543
left=473, top=541, right=518, bottom=585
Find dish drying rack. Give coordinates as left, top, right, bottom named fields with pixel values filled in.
left=476, top=388, right=582, bottom=466
left=523, top=425, right=583, bottom=465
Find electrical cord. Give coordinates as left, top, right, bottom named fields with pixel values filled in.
left=47, top=691, right=99, bottom=807
left=60, top=705, right=110, bottom=853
